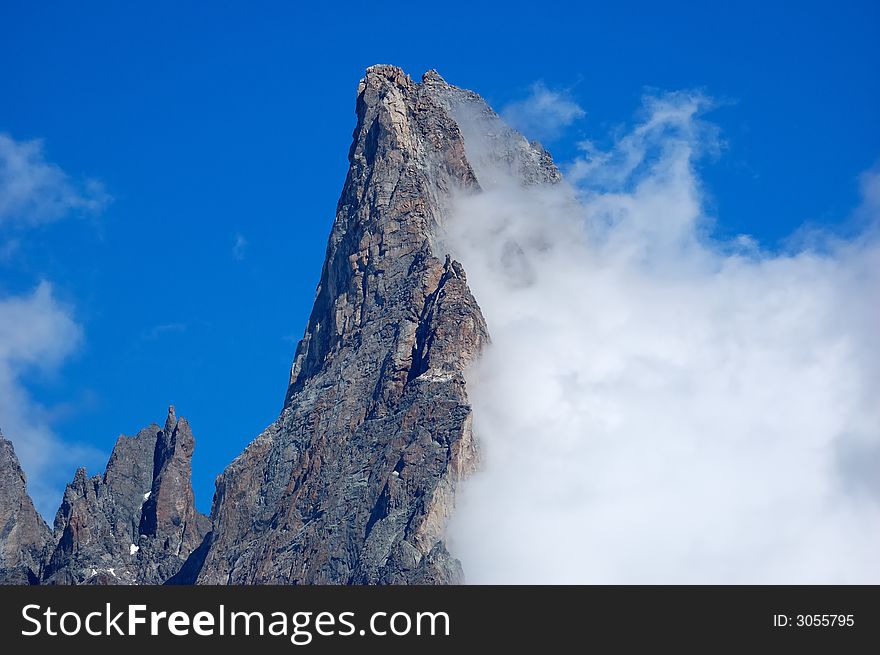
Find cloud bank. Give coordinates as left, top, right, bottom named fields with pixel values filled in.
left=444, top=92, right=880, bottom=583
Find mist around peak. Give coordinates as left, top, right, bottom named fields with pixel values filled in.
left=443, top=90, right=880, bottom=584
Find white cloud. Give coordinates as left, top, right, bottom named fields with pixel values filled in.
left=0, top=133, right=109, bottom=227
left=502, top=82, right=586, bottom=142
left=0, top=282, right=103, bottom=517
left=0, top=132, right=108, bottom=518
left=443, top=93, right=880, bottom=583
left=233, top=233, right=248, bottom=261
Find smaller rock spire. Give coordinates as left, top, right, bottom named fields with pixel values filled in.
left=164, top=405, right=177, bottom=437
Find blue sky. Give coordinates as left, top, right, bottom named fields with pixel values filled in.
left=0, top=0, right=878, bottom=516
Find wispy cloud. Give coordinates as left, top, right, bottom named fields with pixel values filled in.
left=0, top=282, right=104, bottom=517
left=502, top=82, right=585, bottom=142
left=232, top=233, right=247, bottom=261
left=0, top=133, right=110, bottom=227
left=141, top=322, right=187, bottom=341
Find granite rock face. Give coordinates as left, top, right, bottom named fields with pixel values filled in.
left=180, top=65, right=557, bottom=584
left=40, top=407, right=209, bottom=585
left=0, top=432, right=52, bottom=584
left=185, top=65, right=490, bottom=584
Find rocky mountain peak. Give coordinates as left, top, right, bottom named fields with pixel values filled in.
left=41, top=409, right=208, bottom=585
left=0, top=65, right=560, bottom=586
left=283, top=64, right=480, bottom=408
left=183, top=65, right=496, bottom=584
left=0, top=432, right=51, bottom=584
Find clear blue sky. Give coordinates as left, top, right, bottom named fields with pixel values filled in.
left=1, top=0, right=877, bottom=514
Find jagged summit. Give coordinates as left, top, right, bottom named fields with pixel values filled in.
left=41, top=406, right=208, bottom=585
left=282, top=64, right=481, bottom=408
left=185, top=64, right=491, bottom=584
left=421, top=69, right=447, bottom=84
